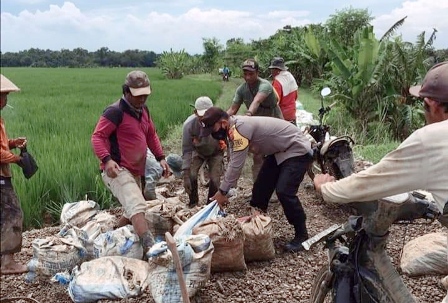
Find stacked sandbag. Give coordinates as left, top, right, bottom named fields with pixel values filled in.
left=26, top=228, right=86, bottom=282
left=144, top=198, right=187, bottom=241
left=68, top=256, right=150, bottom=303
left=400, top=232, right=448, bottom=276
left=192, top=215, right=246, bottom=272
left=238, top=214, right=275, bottom=262
left=60, top=199, right=100, bottom=227
left=93, top=225, right=143, bottom=259
left=147, top=234, right=214, bottom=303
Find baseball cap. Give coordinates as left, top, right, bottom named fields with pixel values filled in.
left=199, top=106, right=229, bottom=137
left=268, top=57, right=288, bottom=71
left=1, top=74, right=20, bottom=93
left=409, top=61, right=448, bottom=103
left=242, top=59, right=259, bottom=72
left=125, top=70, right=151, bottom=96
left=189, top=96, right=213, bottom=116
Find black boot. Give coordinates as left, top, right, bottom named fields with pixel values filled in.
left=284, top=224, right=309, bottom=252
left=141, top=230, right=155, bottom=260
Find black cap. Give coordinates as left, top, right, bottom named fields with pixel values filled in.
left=199, top=107, right=229, bottom=137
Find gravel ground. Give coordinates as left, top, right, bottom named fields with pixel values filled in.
left=1, top=174, right=446, bottom=303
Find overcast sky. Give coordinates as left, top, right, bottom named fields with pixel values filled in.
left=1, top=0, right=447, bottom=54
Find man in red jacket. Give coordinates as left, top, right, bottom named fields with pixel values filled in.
left=91, top=70, right=170, bottom=257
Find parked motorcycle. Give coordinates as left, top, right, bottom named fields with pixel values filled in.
left=303, top=87, right=355, bottom=180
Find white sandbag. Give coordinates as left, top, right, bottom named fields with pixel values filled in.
left=147, top=234, right=214, bottom=303
left=238, top=214, right=275, bottom=262
left=59, top=211, right=118, bottom=261
left=192, top=215, right=246, bottom=273
left=26, top=230, right=86, bottom=282
left=60, top=199, right=99, bottom=227
left=93, top=225, right=143, bottom=260
left=400, top=232, right=448, bottom=276
left=68, top=256, right=150, bottom=303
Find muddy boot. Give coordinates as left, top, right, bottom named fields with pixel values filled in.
left=141, top=230, right=155, bottom=260
left=284, top=224, right=309, bottom=252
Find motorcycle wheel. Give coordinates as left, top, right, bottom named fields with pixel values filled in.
left=309, top=266, right=334, bottom=303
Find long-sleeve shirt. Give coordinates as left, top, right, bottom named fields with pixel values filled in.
left=181, top=114, right=222, bottom=170
left=0, top=117, right=21, bottom=178
left=321, top=119, right=448, bottom=213
left=91, top=98, right=164, bottom=177
left=220, top=115, right=312, bottom=192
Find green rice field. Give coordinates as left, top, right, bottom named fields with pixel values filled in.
left=1, top=67, right=222, bottom=228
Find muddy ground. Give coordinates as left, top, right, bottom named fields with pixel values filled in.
left=0, top=170, right=447, bottom=303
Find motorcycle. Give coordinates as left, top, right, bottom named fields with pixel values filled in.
left=303, top=87, right=355, bottom=180
left=222, top=73, right=229, bottom=82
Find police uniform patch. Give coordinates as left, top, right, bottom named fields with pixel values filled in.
left=232, top=127, right=249, bottom=152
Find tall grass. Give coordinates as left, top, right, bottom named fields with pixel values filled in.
left=1, top=67, right=221, bottom=229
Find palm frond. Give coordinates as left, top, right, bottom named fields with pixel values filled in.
left=380, top=16, right=407, bottom=42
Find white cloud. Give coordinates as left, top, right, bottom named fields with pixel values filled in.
left=372, top=0, right=448, bottom=46
left=1, top=0, right=447, bottom=54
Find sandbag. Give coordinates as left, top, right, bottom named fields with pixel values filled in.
left=238, top=214, right=275, bottom=262
left=400, top=232, right=448, bottom=276
left=60, top=199, right=100, bottom=228
left=26, top=230, right=86, bottom=282
left=192, top=215, right=246, bottom=272
left=144, top=199, right=186, bottom=241
left=68, top=256, right=150, bottom=303
left=93, top=225, right=143, bottom=260
left=147, top=234, right=213, bottom=303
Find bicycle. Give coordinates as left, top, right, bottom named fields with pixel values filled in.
left=304, top=191, right=440, bottom=303
left=303, top=87, right=355, bottom=181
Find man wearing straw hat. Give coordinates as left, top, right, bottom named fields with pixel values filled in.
left=0, top=74, right=29, bottom=274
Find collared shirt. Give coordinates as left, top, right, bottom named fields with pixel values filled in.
left=220, top=115, right=312, bottom=192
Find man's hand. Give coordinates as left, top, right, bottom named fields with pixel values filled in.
left=104, top=159, right=121, bottom=178
left=182, top=169, right=191, bottom=195
left=159, top=159, right=170, bottom=178
left=211, top=190, right=229, bottom=208
left=313, top=173, right=336, bottom=193
left=13, top=137, right=27, bottom=149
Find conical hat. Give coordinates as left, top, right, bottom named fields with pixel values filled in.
left=1, top=74, right=20, bottom=93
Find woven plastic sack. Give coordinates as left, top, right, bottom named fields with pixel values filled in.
left=192, top=215, right=246, bottom=272
left=147, top=234, right=213, bottom=303
left=68, top=256, right=150, bottom=303
left=238, top=214, right=275, bottom=262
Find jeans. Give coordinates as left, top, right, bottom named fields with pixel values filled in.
left=250, top=153, right=312, bottom=227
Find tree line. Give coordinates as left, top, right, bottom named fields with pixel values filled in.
left=1, top=47, right=158, bottom=68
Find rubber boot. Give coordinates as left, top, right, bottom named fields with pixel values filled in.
left=141, top=230, right=155, bottom=260
left=284, top=223, right=309, bottom=252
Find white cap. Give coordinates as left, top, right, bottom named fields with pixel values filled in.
left=191, top=96, right=213, bottom=116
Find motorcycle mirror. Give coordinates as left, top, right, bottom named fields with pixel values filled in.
left=321, top=87, right=331, bottom=97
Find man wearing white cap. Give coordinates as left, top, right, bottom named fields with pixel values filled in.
left=91, top=70, right=170, bottom=258
left=181, top=96, right=224, bottom=207
left=1, top=74, right=28, bottom=274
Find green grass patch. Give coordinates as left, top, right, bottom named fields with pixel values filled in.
left=1, top=67, right=221, bottom=229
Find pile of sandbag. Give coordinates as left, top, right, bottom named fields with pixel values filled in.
left=400, top=232, right=448, bottom=277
